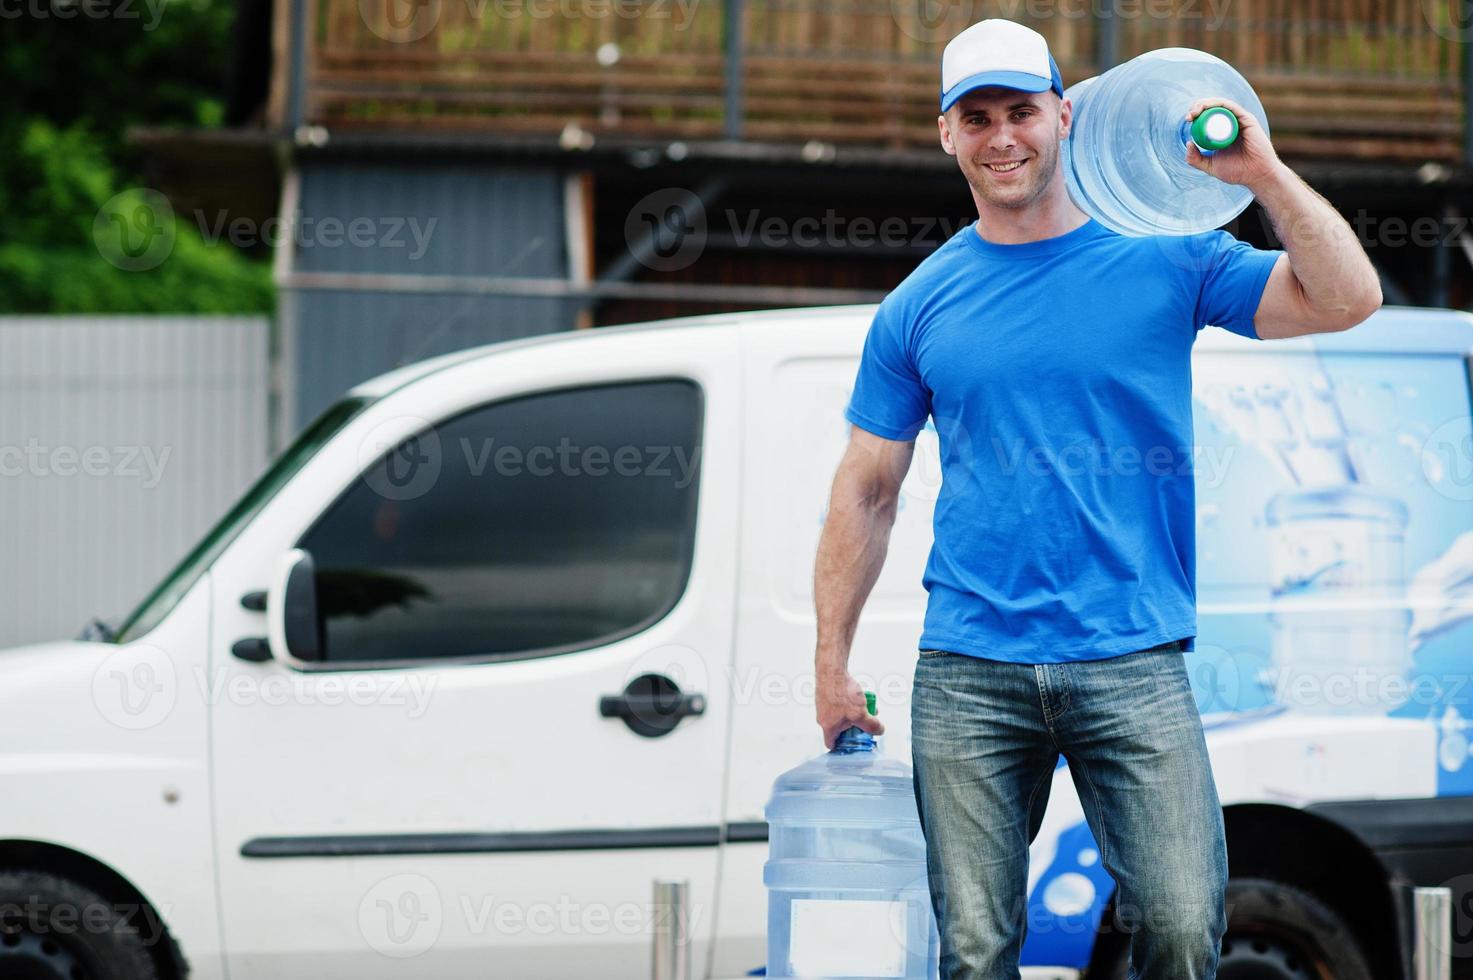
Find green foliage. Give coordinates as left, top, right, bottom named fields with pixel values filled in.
left=0, top=0, right=273, bottom=313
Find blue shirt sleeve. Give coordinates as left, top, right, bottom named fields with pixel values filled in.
left=1191, top=230, right=1283, bottom=340
left=844, top=300, right=931, bottom=441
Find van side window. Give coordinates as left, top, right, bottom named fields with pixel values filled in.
left=297, top=380, right=702, bottom=665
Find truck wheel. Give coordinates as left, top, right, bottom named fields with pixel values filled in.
left=0, top=869, right=160, bottom=980
left=1218, top=877, right=1373, bottom=980
left=1089, top=878, right=1374, bottom=980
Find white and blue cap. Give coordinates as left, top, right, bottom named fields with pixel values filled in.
left=940, top=19, right=1064, bottom=112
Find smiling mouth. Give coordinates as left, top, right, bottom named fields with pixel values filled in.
left=984, top=160, right=1027, bottom=173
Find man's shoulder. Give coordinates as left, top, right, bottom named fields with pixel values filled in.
left=881, top=225, right=974, bottom=308
left=1139, top=228, right=1266, bottom=280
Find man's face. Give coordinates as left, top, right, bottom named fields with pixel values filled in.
left=939, top=88, right=1071, bottom=211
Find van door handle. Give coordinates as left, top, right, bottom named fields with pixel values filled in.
left=600, top=673, right=706, bottom=738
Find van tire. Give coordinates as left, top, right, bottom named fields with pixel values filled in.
left=1089, top=877, right=1374, bottom=980
left=0, top=868, right=161, bottom=980
left=1219, top=877, right=1373, bottom=980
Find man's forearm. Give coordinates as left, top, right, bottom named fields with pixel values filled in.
left=814, top=491, right=897, bottom=677
left=1251, top=164, right=1381, bottom=320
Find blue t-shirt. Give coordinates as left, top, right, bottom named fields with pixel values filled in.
left=844, top=217, right=1282, bottom=663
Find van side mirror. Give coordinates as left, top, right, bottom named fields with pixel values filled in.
left=267, top=548, right=323, bottom=663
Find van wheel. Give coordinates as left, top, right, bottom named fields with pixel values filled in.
left=1089, top=878, right=1373, bottom=980
left=1218, top=878, right=1372, bottom=980
left=0, top=869, right=160, bottom=980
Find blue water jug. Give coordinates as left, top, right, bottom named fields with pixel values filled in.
left=763, top=692, right=939, bottom=979
left=1060, top=48, right=1270, bottom=236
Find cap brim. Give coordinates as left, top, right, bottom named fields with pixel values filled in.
left=940, top=71, right=1052, bottom=112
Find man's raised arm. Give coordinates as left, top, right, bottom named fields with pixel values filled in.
left=1185, top=97, right=1382, bottom=340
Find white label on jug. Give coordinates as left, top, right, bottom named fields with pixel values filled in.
left=789, top=898, right=907, bottom=977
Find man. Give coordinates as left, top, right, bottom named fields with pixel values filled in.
left=812, top=17, right=1381, bottom=980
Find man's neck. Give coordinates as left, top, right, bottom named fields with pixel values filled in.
left=972, top=185, right=1090, bottom=245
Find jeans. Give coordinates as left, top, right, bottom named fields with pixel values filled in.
left=910, top=640, right=1226, bottom=980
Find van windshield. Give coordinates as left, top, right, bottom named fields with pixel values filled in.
left=113, top=396, right=372, bottom=643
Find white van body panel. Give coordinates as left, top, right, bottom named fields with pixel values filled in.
left=204, top=324, right=741, bottom=978
left=0, top=580, right=224, bottom=979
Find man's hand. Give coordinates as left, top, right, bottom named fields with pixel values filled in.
left=1184, top=97, right=1286, bottom=192
left=816, top=666, right=885, bottom=750
left=1179, top=99, right=1381, bottom=338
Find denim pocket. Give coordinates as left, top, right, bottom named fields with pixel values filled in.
left=918, top=648, right=952, bottom=660
left=1149, top=646, right=1207, bottom=725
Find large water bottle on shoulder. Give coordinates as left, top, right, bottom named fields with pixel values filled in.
left=1060, top=48, right=1270, bottom=236
left=764, top=692, right=939, bottom=979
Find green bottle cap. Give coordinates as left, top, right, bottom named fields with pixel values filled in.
left=865, top=690, right=877, bottom=716
left=1190, top=107, right=1239, bottom=152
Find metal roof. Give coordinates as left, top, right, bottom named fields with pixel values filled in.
left=349, top=304, right=1473, bottom=404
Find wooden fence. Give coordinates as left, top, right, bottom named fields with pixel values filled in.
left=291, top=0, right=1470, bottom=161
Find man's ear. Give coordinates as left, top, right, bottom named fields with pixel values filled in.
left=1058, top=96, right=1073, bottom=140
left=938, top=113, right=957, bottom=156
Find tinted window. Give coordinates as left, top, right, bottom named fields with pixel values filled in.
left=116, top=397, right=372, bottom=644
left=298, top=380, right=702, bottom=664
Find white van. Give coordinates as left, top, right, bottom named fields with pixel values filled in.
left=1, top=304, right=1470, bottom=980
